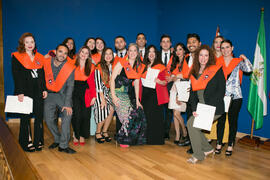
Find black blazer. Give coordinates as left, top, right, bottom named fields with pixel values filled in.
left=12, top=55, right=46, bottom=99
left=189, top=68, right=226, bottom=115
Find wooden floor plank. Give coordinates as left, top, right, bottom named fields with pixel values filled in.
left=7, top=121, right=270, bottom=180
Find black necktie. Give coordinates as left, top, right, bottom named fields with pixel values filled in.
left=164, top=53, right=168, bottom=66
left=120, top=52, right=123, bottom=58
left=140, top=50, right=143, bottom=57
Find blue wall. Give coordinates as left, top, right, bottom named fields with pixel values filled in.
left=2, top=0, right=270, bottom=138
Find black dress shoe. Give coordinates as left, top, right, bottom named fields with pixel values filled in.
left=58, top=147, right=76, bottom=154
left=49, top=142, right=59, bottom=149
left=186, top=148, right=193, bottom=154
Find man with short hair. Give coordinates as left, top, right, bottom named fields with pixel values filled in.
left=43, top=44, right=76, bottom=154
left=114, top=36, right=127, bottom=58
left=160, top=34, right=173, bottom=140
left=179, top=33, right=201, bottom=152
left=136, top=33, right=147, bottom=58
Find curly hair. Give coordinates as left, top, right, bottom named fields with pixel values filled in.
left=189, top=45, right=216, bottom=78
left=17, top=32, right=36, bottom=53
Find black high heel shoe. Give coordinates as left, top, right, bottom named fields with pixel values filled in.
left=215, top=147, right=222, bottom=154
left=25, top=141, right=35, bottom=152
left=225, top=150, right=233, bottom=156
left=95, top=133, right=105, bottom=143
left=102, top=132, right=112, bottom=142
left=35, top=142, right=43, bottom=151
left=225, top=145, right=233, bottom=156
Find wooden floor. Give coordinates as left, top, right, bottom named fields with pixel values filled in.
left=7, top=121, right=270, bottom=180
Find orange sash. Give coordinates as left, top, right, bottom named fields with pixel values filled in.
left=190, top=65, right=221, bottom=91
left=67, top=55, right=76, bottom=64
left=216, top=56, right=243, bottom=80
left=141, top=64, right=166, bottom=78
left=92, top=53, right=101, bottom=64
left=96, top=64, right=110, bottom=88
left=182, top=54, right=192, bottom=79
left=172, top=63, right=183, bottom=75
left=44, top=58, right=75, bottom=92
left=113, top=55, right=122, bottom=70
left=119, top=57, right=145, bottom=79
left=12, top=52, right=44, bottom=69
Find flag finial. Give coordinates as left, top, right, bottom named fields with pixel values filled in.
left=261, top=7, right=264, bottom=12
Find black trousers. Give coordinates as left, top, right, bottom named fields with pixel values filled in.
left=71, top=82, right=91, bottom=139
left=217, top=98, right=242, bottom=146
left=163, top=103, right=172, bottom=135
left=19, top=93, right=44, bottom=150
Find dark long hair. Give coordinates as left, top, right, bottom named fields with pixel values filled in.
left=189, top=45, right=216, bottom=78
left=17, top=32, right=37, bottom=54
left=75, top=46, right=92, bottom=76
left=62, top=37, right=76, bottom=59
left=170, top=43, right=188, bottom=72
left=95, top=37, right=106, bottom=53
left=84, top=37, right=97, bottom=54
left=142, top=45, right=162, bottom=73
left=127, top=43, right=142, bottom=72
left=98, top=47, right=114, bottom=85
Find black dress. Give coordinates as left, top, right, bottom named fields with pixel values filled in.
left=141, top=87, right=164, bottom=145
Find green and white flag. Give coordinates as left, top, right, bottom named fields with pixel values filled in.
left=247, top=9, right=267, bottom=130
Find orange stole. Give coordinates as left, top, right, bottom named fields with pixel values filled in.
left=12, top=52, right=44, bottom=69
left=182, top=54, right=192, bottom=79
left=92, top=53, right=101, bottom=64
left=119, top=57, right=145, bottom=79
left=216, top=56, right=243, bottom=83
left=171, top=63, right=183, bottom=76
left=44, top=58, right=75, bottom=92
left=190, top=65, right=221, bottom=91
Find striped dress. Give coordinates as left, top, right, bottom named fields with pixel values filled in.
left=93, top=65, right=112, bottom=123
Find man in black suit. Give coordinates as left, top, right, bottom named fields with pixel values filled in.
left=160, top=34, right=173, bottom=140
left=136, top=33, right=147, bottom=58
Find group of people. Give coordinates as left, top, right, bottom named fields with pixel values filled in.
left=11, top=32, right=252, bottom=164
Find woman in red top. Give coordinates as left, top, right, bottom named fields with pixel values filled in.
left=71, top=46, right=96, bottom=145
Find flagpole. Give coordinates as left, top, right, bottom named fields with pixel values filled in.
left=250, top=119, right=254, bottom=139
left=238, top=7, right=265, bottom=147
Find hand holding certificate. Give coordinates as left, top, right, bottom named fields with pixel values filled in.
left=175, top=80, right=190, bottom=102
left=193, top=103, right=216, bottom=131
left=5, top=95, right=33, bottom=114
left=141, top=68, right=160, bottom=89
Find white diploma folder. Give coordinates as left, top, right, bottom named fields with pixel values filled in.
left=193, top=103, right=216, bottom=131
left=5, top=95, right=33, bottom=114
left=224, top=96, right=231, bottom=113
left=175, top=80, right=190, bottom=102
left=141, top=68, right=160, bottom=89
